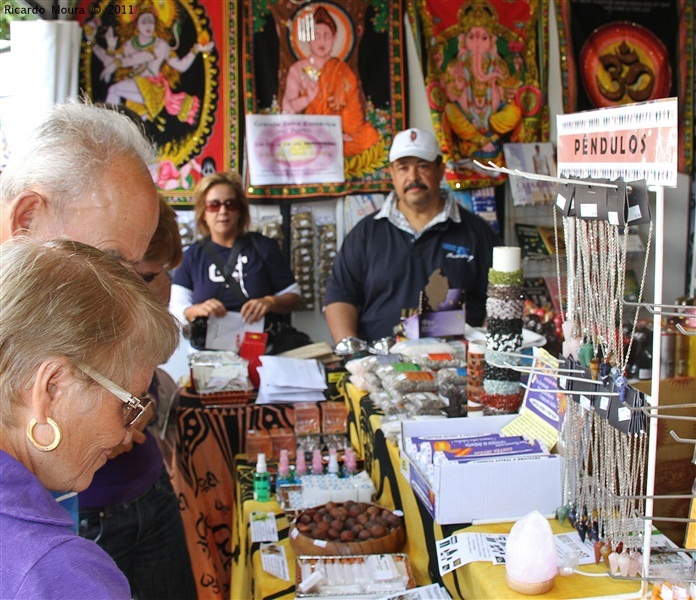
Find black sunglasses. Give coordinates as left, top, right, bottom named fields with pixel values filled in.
left=205, top=198, right=242, bottom=212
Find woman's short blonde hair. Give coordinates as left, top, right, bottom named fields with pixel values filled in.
left=0, top=238, right=180, bottom=424
left=193, top=172, right=250, bottom=239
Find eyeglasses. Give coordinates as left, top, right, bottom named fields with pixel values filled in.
left=77, top=363, right=151, bottom=428
left=205, top=198, right=242, bottom=212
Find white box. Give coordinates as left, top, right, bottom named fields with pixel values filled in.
left=400, top=416, right=562, bottom=525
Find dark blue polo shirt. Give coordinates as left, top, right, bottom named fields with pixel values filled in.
left=324, top=205, right=501, bottom=341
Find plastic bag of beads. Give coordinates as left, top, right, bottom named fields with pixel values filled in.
left=400, top=391, right=447, bottom=415
left=345, top=355, right=373, bottom=376
left=437, top=367, right=468, bottom=387
left=413, top=353, right=465, bottom=370
left=381, top=369, right=438, bottom=395
left=346, top=353, right=404, bottom=377
left=390, top=338, right=462, bottom=361
left=374, top=361, right=421, bottom=381
left=368, top=390, right=405, bottom=416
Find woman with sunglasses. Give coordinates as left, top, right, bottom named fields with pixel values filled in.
left=170, top=171, right=301, bottom=350
left=0, top=238, right=179, bottom=599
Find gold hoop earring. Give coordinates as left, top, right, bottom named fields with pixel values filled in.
left=27, top=418, right=62, bottom=452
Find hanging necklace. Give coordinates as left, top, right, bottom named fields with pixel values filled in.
left=132, top=35, right=156, bottom=51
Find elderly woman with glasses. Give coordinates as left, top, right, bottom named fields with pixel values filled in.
left=170, top=171, right=301, bottom=350
left=0, top=238, right=180, bottom=599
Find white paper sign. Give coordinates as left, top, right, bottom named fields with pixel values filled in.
left=205, top=313, right=264, bottom=352
left=556, top=97, right=678, bottom=187
left=250, top=511, right=279, bottom=543
left=246, top=114, right=344, bottom=185
left=259, top=543, right=290, bottom=581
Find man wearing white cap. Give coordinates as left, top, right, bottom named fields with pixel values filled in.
left=323, top=127, right=500, bottom=343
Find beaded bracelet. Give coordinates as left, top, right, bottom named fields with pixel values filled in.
left=486, top=297, right=525, bottom=320
left=480, top=391, right=524, bottom=414
left=484, top=365, right=521, bottom=383
left=487, top=284, right=524, bottom=301
left=483, top=378, right=521, bottom=395
left=488, top=269, right=524, bottom=287
left=487, top=333, right=523, bottom=353
left=487, top=318, right=524, bottom=336
left=485, top=350, right=521, bottom=366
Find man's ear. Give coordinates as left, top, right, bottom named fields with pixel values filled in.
left=10, top=192, right=44, bottom=236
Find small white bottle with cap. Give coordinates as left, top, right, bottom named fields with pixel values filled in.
left=253, top=453, right=271, bottom=502
left=327, top=448, right=340, bottom=477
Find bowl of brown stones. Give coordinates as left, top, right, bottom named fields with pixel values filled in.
left=288, top=501, right=405, bottom=556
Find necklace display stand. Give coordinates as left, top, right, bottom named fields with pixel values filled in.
left=478, top=97, right=695, bottom=596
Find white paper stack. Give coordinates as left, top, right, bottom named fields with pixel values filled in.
left=255, top=356, right=327, bottom=404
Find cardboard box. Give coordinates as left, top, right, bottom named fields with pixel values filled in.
left=400, top=416, right=562, bottom=525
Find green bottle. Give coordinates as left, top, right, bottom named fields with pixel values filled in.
left=253, top=453, right=270, bottom=502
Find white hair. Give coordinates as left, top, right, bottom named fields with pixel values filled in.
left=1, top=99, right=157, bottom=210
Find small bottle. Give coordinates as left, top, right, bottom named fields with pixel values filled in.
left=311, top=449, right=323, bottom=475
left=295, top=450, right=307, bottom=478
left=253, top=453, right=271, bottom=502
left=327, top=448, right=339, bottom=477
left=343, top=447, right=357, bottom=477
left=276, top=449, right=294, bottom=489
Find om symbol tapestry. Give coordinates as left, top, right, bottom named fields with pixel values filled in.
left=555, top=0, right=694, bottom=174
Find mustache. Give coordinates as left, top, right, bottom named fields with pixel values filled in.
left=405, top=182, right=428, bottom=191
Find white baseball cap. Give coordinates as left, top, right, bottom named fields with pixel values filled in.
left=389, top=128, right=441, bottom=163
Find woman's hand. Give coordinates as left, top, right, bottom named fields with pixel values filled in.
left=184, top=298, right=227, bottom=321
left=240, top=296, right=276, bottom=324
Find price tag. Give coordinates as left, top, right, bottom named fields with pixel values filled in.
left=618, top=406, right=631, bottom=422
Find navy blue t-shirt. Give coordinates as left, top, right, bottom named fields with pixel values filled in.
left=172, top=233, right=297, bottom=310
left=323, top=206, right=500, bottom=341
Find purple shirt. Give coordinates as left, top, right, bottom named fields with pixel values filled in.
left=0, top=450, right=130, bottom=599
left=77, top=431, right=163, bottom=509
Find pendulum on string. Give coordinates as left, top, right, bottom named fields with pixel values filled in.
left=600, top=543, right=613, bottom=567
left=578, top=339, right=594, bottom=367
left=611, top=366, right=628, bottom=403
left=567, top=506, right=578, bottom=528
left=556, top=504, right=569, bottom=525
left=599, top=355, right=612, bottom=382
left=628, top=551, right=641, bottom=577
left=618, top=552, right=630, bottom=577
left=587, top=520, right=599, bottom=543
left=594, top=541, right=604, bottom=565
left=576, top=519, right=587, bottom=543
left=590, top=357, right=600, bottom=380
left=608, top=551, right=620, bottom=574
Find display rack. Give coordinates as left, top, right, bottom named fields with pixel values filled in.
left=480, top=97, right=694, bottom=597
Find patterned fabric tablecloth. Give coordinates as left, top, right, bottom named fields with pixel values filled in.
left=170, top=390, right=294, bottom=599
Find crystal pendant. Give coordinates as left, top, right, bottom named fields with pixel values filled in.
left=628, top=551, right=641, bottom=577
left=608, top=551, right=620, bottom=574
left=556, top=504, right=568, bottom=525
left=618, top=552, right=630, bottom=577
left=594, top=541, right=604, bottom=565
